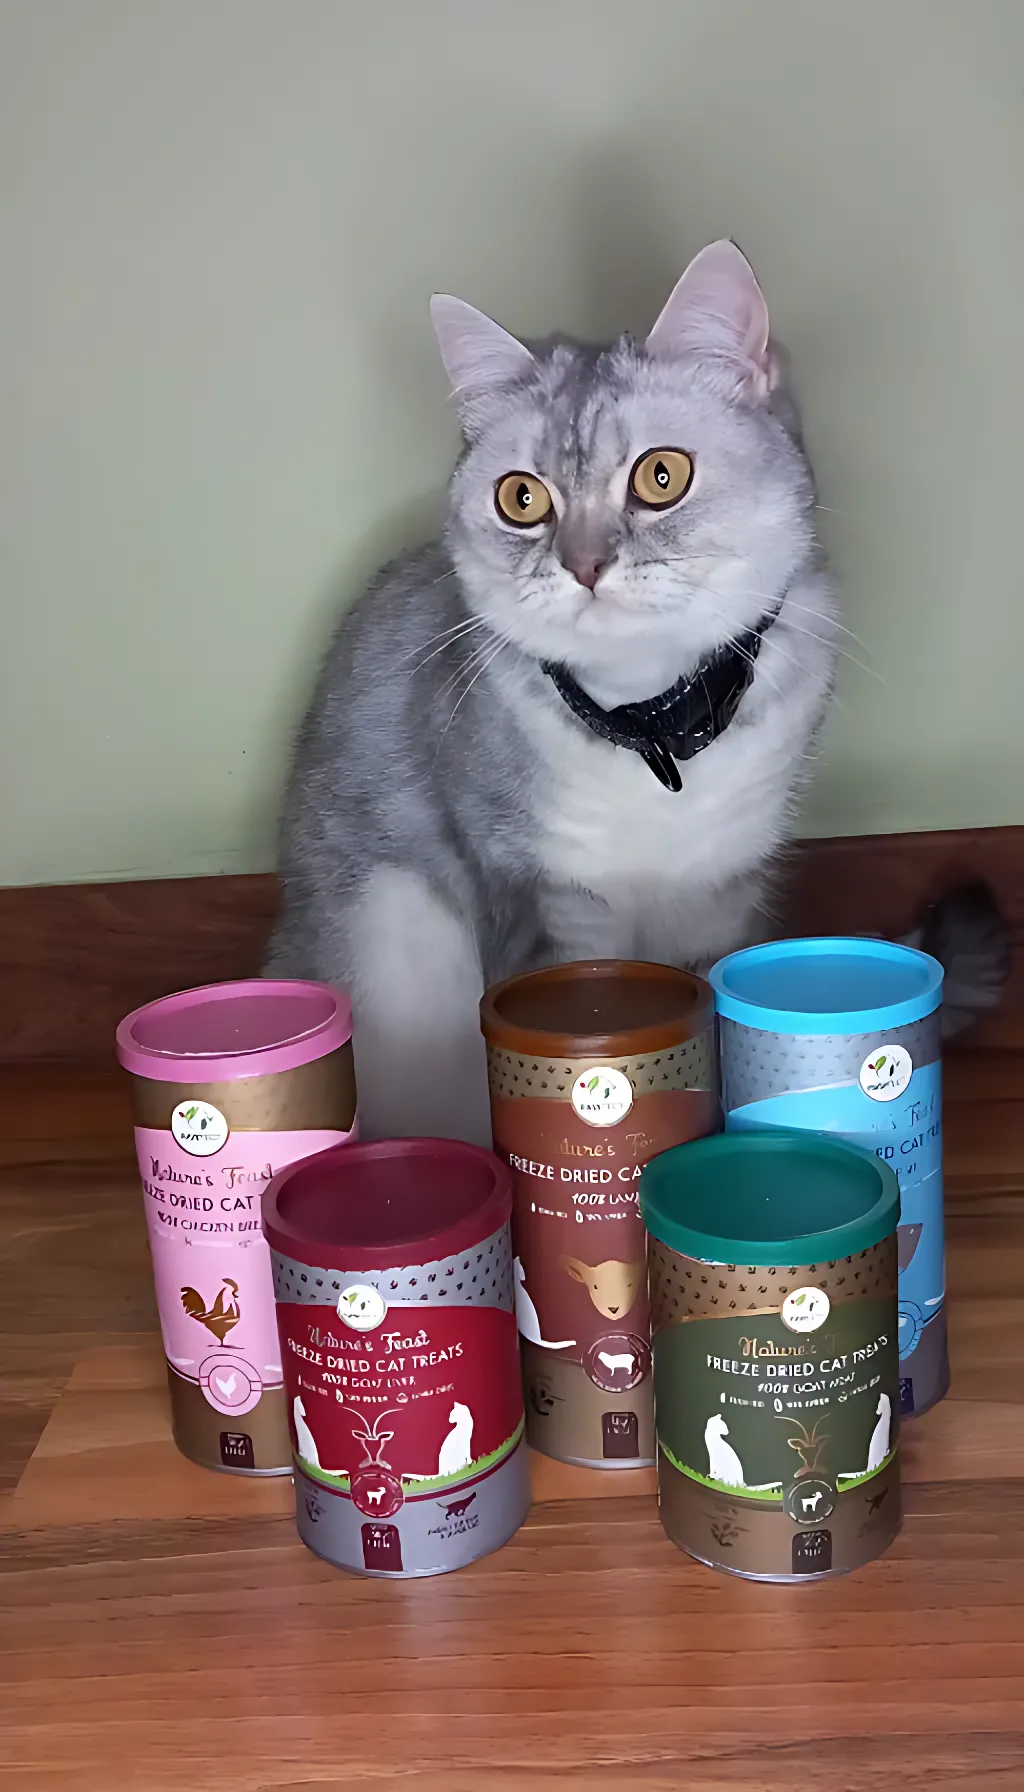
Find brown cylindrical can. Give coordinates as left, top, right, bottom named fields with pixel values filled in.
left=480, top=960, right=717, bottom=1468
left=116, top=980, right=356, bottom=1474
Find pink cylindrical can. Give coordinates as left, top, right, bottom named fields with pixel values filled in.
left=116, top=979, right=356, bottom=1474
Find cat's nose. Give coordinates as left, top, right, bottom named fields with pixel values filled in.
left=561, top=551, right=613, bottom=591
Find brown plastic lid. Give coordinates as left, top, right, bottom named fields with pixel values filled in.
left=480, top=959, right=714, bottom=1057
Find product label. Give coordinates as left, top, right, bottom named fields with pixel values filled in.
left=649, top=1242, right=900, bottom=1513
left=486, top=1035, right=716, bottom=1463
left=273, top=1290, right=523, bottom=1512
left=135, top=1125, right=351, bottom=1408
left=726, top=1060, right=943, bottom=1362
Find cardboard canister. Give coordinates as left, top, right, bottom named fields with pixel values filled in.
left=262, top=1138, right=530, bottom=1576
left=480, top=960, right=717, bottom=1468
left=642, top=1131, right=902, bottom=1580
left=116, top=979, right=356, bottom=1473
left=710, top=938, right=947, bottom=1418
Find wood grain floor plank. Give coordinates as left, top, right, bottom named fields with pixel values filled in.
left=0, top=1059, right=1022, bottom=1788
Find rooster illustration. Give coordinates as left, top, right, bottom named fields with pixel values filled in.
left=180, top=1277, right=241, bottom=1345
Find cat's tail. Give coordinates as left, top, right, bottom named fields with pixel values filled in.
left=901, top=881, right=1013, bottom=1040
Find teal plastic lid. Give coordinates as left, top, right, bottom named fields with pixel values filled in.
left=640, top=1131, right=900, bottom=1265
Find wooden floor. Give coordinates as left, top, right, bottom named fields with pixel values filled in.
left=1, top=1049, right=1023, bottom=1791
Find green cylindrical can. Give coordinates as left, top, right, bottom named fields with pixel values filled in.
left=641, top=1132, right=901, bottom=1581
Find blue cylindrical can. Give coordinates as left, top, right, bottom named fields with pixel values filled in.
left=709, top=938, right=946, bottom=1418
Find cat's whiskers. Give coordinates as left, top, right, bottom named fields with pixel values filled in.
left=695, top=601, right=787, bottom=706
left=438, top=638, right=512, bottom=745
left=402, top=615, right=491, bottom=675
left=775, top=614, right=884, bottom=683
left=437, top=629, right=511, bottom=702
left=655, top=562, right=875, bottom=660
left=778, top=595, right=872, bottom=653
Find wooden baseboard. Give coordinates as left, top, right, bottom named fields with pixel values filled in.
left=1, top=826, right=1020, bottom=1063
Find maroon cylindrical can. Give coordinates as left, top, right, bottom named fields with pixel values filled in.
left=262, top=1138, right=530, bottom=1576
left=481, top=960, right=718, bottom=1469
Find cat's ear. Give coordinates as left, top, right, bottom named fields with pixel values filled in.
left=645, top=241, right=772, bottom=397
left=430, top=295, right=536, bottom=410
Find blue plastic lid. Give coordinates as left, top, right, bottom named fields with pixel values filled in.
left=709, top=937, right=943, bottom=1035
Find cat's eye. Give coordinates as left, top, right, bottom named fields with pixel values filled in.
left=629, top=448, right=694, bottom=509
left=495, top=472, right=553, bottom=527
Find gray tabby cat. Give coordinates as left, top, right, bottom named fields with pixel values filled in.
left=268, top=241, right=1002, bottom=1141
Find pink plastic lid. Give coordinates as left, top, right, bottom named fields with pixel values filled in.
left=115, top=979, right=352, bottom=1082
left=262, top=1138, right=512, bottom=1269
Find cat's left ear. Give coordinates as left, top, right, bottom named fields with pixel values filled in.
left=430, top=295, right=536, bottom=423
left=646, top=240, right=774, bottom=399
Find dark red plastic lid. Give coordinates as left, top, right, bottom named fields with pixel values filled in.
left=262, top=1138, right=513, bottom=1270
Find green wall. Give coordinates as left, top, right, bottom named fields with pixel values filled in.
left=3, top=0, right=1021, bottom=886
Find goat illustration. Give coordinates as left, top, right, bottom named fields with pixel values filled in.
left=800, top=1489, right=824, bottom=1515
left=781, top=1415, right=830, bottom=1479
left=345, top=1408, right=399, bottom=1470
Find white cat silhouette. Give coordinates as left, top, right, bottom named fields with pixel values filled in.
left=405, top=1401, right=476, bottom=1481
left=438, top=1402, right=474, bottom=1476
left=866, top=1391, right=892, bottom=1470
left=293, top=1395, right=320, bottom=1468
left=841, top=1392, right=893, bottom=1480
left=705, top=1412, right=746, bottom=1486
left=513, top=1257, right=574, bottom=1349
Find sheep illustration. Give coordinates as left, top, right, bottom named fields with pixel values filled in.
left=598, top=1350, right=635, bottom=1376
left=561, top=1255, right=646, bottom=1320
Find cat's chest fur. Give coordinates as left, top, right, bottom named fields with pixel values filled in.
left=516, top=678, right=806, bottom=958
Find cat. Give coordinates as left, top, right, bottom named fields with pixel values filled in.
left=268, top=241, right=1008, bottom=1142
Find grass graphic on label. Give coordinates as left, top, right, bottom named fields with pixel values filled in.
left=300, top=1416, right=525, bottom=1494
left=659, top=1438, right=896, bottom=1499
left=836, top=1449, right=896, bottom=1492
left=658, top=1438, right=784, bottom=1501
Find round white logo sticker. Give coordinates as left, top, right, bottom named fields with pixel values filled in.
left=337, top=1284, right=387, bottom=1331
left=859, top=1045, right=913, bottom=1103
left=781, top=1287, right=831, bottom=1333
left=171, top=1099, right=229, bottom=1157
left=571, top=1066, right=634, bottom=1128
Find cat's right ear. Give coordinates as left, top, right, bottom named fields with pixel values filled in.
left=430, top=295, right=535, bottom=423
